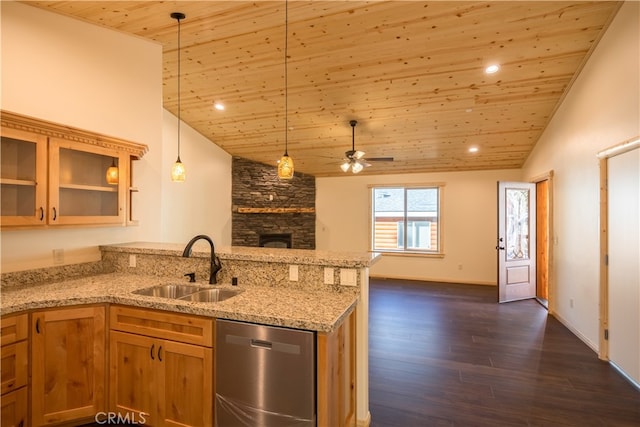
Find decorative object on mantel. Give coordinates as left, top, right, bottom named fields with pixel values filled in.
left=235, top=207, right=315, bottom=214
left=170, top=12, right=186, bottom=183
left=106, top=157, right=119, bottom=184
left=277, top=0, right=294, bottom=180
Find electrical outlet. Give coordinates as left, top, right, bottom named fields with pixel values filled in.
left=458, top=264, right=463, bottom=270
left=340, top=268, right=357, bottom=287
left=129, top=254, right=137, bottom=268
left=53, top=249, right=64, bottom=265
left=570, top=298, right=574, bottom=308
left=324, top=267, right=334, bottom=285
left=289, top=265, right=299, bottom=281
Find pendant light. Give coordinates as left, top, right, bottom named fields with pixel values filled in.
left=105, top=157, right=119, bottom=185
left=170, top=12, right=186, bottom=182
left=277, top=0, right=294, bottom=180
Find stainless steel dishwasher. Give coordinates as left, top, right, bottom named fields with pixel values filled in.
left=215, top=319, right=316, bottom=427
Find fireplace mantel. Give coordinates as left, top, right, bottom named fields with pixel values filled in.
left=235, top=207, right=315, bottom=214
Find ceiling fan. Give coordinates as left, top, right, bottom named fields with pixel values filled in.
left=340, top=120, right=394, bottom=174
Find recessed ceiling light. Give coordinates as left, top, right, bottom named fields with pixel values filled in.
left=469, top=146, right=479, bottom=153
left=214, top=102, right=225, bottom=111
left=485, top=64, right=500, bottom=74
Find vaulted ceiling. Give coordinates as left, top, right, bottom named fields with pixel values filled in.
left=25, top=1, right=621, bottom=177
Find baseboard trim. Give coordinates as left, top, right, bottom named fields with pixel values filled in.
left=370, top=274, right=495, bottom=286
left=357, top=411, right=371, bottom=427
left=551, top=311, right=598, bottom=353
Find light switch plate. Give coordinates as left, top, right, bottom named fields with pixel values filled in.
left=289, top=265, right=299, bottom=281
left=53, top=249, right=64, bottom=265
left=340, top=268, right=357, bottom=286
left=324, top=267, right=334, bottom=285
left=129, top=254, right=137, bottom=268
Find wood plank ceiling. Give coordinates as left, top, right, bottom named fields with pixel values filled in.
left=25, top=1, right=621, bottom=177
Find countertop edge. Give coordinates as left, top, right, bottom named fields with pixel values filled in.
left=0, top=273, right=359, bottom=333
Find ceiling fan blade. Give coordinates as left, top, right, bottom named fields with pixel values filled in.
left=367, top=157, right=394, bottom=162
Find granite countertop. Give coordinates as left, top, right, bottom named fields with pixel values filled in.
left=101, top=241, right=380, bottom=268
left=0, top=273, right=358, bottom=333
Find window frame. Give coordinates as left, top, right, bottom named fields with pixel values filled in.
left=369, top=183, right=444, bottom=257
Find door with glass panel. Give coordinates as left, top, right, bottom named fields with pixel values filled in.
left=497, top=182, right=536, bottom=303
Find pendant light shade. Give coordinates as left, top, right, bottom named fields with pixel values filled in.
left=277, top=0, right=294, bottom=180
left=278, top=153, right=294, bottom=179
left=106, top=157, right=119, bottom=184
left=171, top=12, right=186, bottom=182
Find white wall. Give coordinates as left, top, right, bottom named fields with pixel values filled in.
left=0, top=2, right=232, bottom=272
left=161, top=109, right=232, bottom=246
left=317, top=169, right=521, bottom=285
left=522, top=1, right=640, bottom=350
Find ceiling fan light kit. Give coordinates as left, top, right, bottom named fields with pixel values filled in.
left=341, top=120, right=371, bottom=174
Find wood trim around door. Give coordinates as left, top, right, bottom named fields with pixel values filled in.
left=597, top=136, right=640, bottom=361
left=529, top=170, right=555, bottom=314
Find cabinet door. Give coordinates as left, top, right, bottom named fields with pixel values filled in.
left=160, top=340, right=213, bottom=427
left=31, top=306, right=106, bottom=426
left=109, top=331, right=158, bottom=425
left=48, top=137, right=126, bottom=226
left=1, top=387, right=28, bottom=427
left=0, top=127, right=48, bottom=227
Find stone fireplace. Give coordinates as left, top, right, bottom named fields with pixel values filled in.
left=231, top=157, right=316, bottom=249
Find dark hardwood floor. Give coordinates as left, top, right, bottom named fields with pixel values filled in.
left=368, top=278, right=640, bottom=427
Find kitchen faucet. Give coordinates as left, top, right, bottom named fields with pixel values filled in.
left=182, top=235, right=222, bottom=284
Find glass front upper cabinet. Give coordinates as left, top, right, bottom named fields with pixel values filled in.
left=1, top=110, right=147, bottom=229
left=0, top=128, right=48, bottom=226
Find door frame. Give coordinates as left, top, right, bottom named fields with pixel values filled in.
left=597, top=136, right=640, bottom=361
left=529, top=171, right=554, bottom=314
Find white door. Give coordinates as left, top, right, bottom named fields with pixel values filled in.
left=497, top=182, right=537, bottom=303
left=608, top=147, right=640, bottom=384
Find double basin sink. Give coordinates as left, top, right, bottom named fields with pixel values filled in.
left=134, top=283, right=242, bottom=303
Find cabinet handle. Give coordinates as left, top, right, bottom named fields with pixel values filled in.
left=35, top=318, right=40, bottom=334
left=18, top=421, right=24, bottom=427
left=52, top=207, right=57, bottom=221
left=39, top=207, right=44, bottom=221
left=158, top=346, right=163, bottom=362
left=150, top=343, right=155, bottom=360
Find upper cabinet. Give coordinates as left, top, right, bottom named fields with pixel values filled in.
left=0, top=111, right=148, bottom=229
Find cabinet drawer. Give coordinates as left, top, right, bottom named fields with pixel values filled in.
left=0, top=314, right=28, bottom=346
left=1, top=341, right=28, bottom=395
left=110, top=305, right=213, bottom=347
left=1, top=386, right=28, bottom=427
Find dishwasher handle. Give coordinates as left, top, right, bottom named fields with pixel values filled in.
left=251, top=339, right=273, bottom=349
left=225, top=333, right=302, bottom=355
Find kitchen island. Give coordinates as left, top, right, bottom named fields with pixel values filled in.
left=0, top=242, right=379, bottom=427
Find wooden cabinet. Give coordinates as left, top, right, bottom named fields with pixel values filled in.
left=317, top=309, right=357, bottom=427
left=0, top=110, right=147, bottom=229
left=31, top=306, right=106, bottom=426
left=0, top=127, right=47, bottom=227
left=1, top=314, right=29, bottom=427
left=109, top=306, right=214, bottom=427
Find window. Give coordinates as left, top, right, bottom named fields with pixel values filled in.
left=371, top=185, right=442, bottom=254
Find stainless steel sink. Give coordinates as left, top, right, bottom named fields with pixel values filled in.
left=133, top=284, right=202, bottom=298
left=133, top=284, right=242, bottom=303
left=178, top=288, right=243, bottom=303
